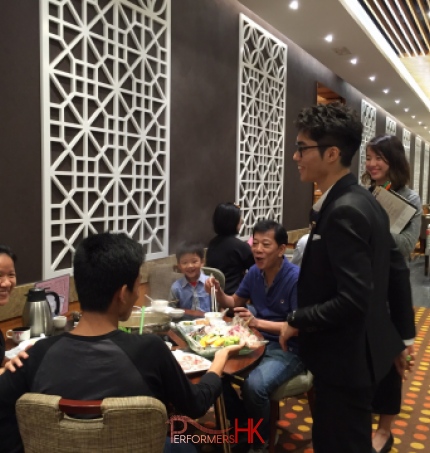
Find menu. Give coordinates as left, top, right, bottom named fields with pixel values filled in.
left=373, top=186, right=417, bottom=234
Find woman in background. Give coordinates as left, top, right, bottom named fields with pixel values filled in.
left=364, top=135, right=420, bottom=453
left=206, top=203, right=254, bottom=295
left=0, top=246, right=17, bottom=371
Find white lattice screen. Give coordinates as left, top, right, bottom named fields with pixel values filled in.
left=423, top=142, right=430, bottom=205
left=403, top=129, right=411, bottom=162
left=359, top=100, right=376, bottom=181
left=385, top=117, right=396, bottom=135
left=40, top=0, right=171, bottom=277
left=236, top=14, right=287, bottom=238
left=414, top=137, right=422, bottom=194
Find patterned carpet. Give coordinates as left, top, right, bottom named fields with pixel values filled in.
left=199, top=307, right=430, bottom=452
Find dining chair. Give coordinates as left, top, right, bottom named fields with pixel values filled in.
left=148, top=263, right=183, bottom=301
left=268, top=369, right=314, bottom=453
left=16, top=393, right=167, bottom=453
left=202, top=266, right=226, bottom=291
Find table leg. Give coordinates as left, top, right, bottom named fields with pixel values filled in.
left=214, top=393, right=231, bottom=453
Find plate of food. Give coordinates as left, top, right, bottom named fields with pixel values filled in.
left=172, top=350, right=212, bottom=374
left=176, top=318, right=267, bottom=358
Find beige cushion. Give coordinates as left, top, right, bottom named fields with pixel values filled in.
left=270, top=370, right=313, bottom=401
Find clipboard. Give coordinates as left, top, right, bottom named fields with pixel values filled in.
left=372, top=186, right=417, bottom=234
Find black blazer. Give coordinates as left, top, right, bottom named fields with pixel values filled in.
left=292, top=174, right=415, bottom=388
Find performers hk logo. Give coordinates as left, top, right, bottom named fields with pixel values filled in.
left=168, top=415, right=264, bottom=445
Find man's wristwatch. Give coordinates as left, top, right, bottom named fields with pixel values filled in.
left=286, top=310, right=297, bottom=327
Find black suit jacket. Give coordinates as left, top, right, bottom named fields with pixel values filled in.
left=292, top=174, right=415, bottom=388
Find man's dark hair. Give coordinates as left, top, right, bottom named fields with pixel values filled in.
left=253, top=220, right=288, bottom=246
left=73, top=233, right=144, bottom=312
left=212, top=202, right=241, bottom=236
left=364, top=135, right=410, bottom=191
left=0, top=245, right=17, bottom=263
left=295, top=102, right=363, bottom=167
left=175, top=242, right=205, bottom=261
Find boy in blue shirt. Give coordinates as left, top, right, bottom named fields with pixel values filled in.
left=170, top=242, right=211, bottom=312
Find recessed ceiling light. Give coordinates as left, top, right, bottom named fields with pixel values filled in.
left=325, top=34, right=333, bottom=42
left=395, top=99, right=400, bottom=104
left=350, top=58, right=358, bottom=64
left=369, top=75, right=376, bottom=81
left=425, top=126, right=428, bottom=130
left=419, top=121, right=422, bottom=125
left=404, top=108, right=409, bottom=112
left=383, top=89, right=389, bottom=94
left=289, top=1, right=299, bottom=9
left=412, top=115, right=416, bottom=118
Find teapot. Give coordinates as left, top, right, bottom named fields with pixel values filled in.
left=22, top=288, right=61, bottom=337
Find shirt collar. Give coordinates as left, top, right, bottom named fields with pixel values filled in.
left=180, top=271, right=205, bottom=288
left=313, top=185, right=333, bottom=212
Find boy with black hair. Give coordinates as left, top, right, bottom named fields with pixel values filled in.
left=170, top=241, right=211, bottom=312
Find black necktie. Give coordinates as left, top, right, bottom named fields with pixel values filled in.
left=309, top=209, right=319, bottom=228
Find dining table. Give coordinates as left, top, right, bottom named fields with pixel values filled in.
left=5, top=309, right=266, bottom=453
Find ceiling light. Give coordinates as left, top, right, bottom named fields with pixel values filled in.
left=395, top=99, right=400, bottom=104
left=369, top=75, right=376, bottom=81
left=425, top=126, right=428, bottom=130
left=419, top=121, right=422, bottom=125
left=404, top=108, right=409, bottom=112
left=289, top=1, right=299, bottom=9
left=350, top=58, right=358, bottom=64
left=383, top=89, right=389, bottom=94
left=325, top=34, right=333, bottom=42
left=412, top=115, right=416, bottom=118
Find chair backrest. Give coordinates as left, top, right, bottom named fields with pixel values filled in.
left=16, top=393, right=167, bottom=453
left=202, top=266, right=226, bottom=290
left=148, top=263, right=183, bottom=300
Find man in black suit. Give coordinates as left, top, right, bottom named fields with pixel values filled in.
left=279, top=103, right=415, bottom=453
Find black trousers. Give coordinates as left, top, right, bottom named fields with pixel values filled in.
left=372, top=365, right=402, bottom=415
left=312, top=377, right=376, bottom=453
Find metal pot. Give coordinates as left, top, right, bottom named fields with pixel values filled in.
left=119, top=312, right=171, bottom=334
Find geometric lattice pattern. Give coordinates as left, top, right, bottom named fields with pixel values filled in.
left=40, top=0, right=170, bottom=277
left=385, top=117, right=396, bottom=136
left=423, top=142, right=430, bottom=204
left=359, top=100, right=376, bottom=182
left=413, top=137, right=422, bottom=194
left=403, top=128, right=411, bottom=162
left=236, top=15, right=287, bottom=238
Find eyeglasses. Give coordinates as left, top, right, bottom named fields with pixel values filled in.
left=294, top=144, right=333, bottom=157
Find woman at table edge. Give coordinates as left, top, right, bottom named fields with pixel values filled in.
left=0, top=245, right=18, bottom=375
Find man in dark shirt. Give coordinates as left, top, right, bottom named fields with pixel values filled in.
left=0, top=233, right=243, bottom=453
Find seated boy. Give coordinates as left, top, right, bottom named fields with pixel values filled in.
left=170, top=242, right=211, bottom=312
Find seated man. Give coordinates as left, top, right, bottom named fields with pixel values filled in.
left=205, top=219, right=304, bottom=453
left=0, top=232, right=243, bottom=453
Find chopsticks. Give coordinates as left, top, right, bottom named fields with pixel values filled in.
left=210, top=273, right=217, bottom=312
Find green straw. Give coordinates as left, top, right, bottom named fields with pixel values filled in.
left=139, top=306, right=146, bottom=335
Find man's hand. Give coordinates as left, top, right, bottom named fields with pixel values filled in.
left=4, top=350, right=30, bottom=373
left=279, top=322, right=299, bottom=351
left=394, top=348, right=409, bottom=380
left=233, top=306, right=256, bottom=327
left=204, top=276, right=220, bottom=294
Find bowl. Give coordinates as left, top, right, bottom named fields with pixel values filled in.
left=151, top=299, right=169, bottom=313
left=53, top=316, right=67, bottom=329
left=166, top=308, right=185, bottom=320
left=204, top=311, right=224, bottom=326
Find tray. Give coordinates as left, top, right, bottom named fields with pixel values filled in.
left=176, top=321, right=255, bottom=358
